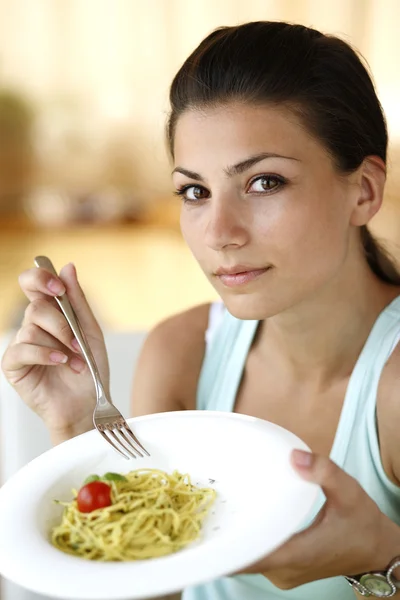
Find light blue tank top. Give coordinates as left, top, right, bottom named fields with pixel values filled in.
left=183, top=296, right=400, bottom=600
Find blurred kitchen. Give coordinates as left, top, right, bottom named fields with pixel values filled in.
left=0, top=0, right=399, bottom=334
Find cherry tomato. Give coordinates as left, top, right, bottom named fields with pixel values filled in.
left=77, top=481, right=112, bottom=513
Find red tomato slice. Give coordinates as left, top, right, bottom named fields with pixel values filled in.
left=77, top=481, right=112, bottom=513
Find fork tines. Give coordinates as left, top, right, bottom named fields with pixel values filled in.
left=96, top=420, right=150, bottom=460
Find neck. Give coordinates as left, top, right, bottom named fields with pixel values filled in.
left=259, top=255, right=399, bottom=385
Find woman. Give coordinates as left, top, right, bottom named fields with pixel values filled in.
left=2, top=21, right=400, bottom=600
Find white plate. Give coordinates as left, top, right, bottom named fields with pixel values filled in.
left=0, top=411, right=319, bottom=600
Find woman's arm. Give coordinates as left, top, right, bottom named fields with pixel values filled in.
left=378, top=342, right=400, bottom=486
left=130, top=303, right=211, bottom=416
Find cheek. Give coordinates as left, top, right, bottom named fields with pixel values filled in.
left=261, top=191, right=349, bottom=271
left=180, top=210, right=205, bottom=259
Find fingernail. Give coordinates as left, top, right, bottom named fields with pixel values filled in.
left=47, top=278, right=66, bottom=296
left=71, top=338, right=81, bottom=351
left=292, top=449, right=313, bottom=469
left=70, top=357, right=85, bottom=373
left=50, top=352, right=68, bottom=364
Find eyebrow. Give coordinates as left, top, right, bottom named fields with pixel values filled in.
left=172, top=152, right=300, bottom=181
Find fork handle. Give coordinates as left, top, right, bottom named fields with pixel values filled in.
left=34, top=256, right=107, bottom=400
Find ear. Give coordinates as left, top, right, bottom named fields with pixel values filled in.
left=349, top=156, right=386, bottom=226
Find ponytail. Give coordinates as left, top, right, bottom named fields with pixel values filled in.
left=360, top=226, right=400, bottom=285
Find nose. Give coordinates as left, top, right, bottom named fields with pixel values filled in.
left=204, top=193, right=249, bottom=251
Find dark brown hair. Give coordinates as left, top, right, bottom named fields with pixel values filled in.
left=167, top=21, right=400, bottom=285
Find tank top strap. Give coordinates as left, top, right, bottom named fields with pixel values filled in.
left=329, top=295, right=400, bottom=469
left=363, top=296, right=400, bottom=409
left=197, top=309, right=258, bottom=411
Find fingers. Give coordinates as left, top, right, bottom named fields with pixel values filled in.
left=3, top=324, right=86, bottom=383
left=6, top=261, right=101, bottom=387
left=19, top=261, right=102, bottom=343
left=291, top=450, right=360, bottom=509
left=58, top=263, right=103, bottom=339
left=15, top=323, right=85, bottom=373
left=22, top=299, right=78, bottom=353
left=19, top=267, right=66, bottom=302
left=16, top=322, right=69, bottom=352
left=1, top=341, right=68, bottom=385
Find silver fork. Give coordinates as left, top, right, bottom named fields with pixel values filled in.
left=34, top=256, right=150, bottom=460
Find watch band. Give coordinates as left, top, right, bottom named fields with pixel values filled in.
left=345, top=575, right=376, bottom=597
left=345, top=557, right=400, bottom=598
left=387, top=559, right=400, bottom=588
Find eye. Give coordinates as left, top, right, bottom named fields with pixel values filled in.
left=174, top=185, right=210, bottom=203
left=247, top=175, right=286, bottom=194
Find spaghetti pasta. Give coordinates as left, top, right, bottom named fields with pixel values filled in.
left=51, top=469, right=216, bottom=561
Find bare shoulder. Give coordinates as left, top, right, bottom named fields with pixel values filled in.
left=378, top=341, right=400, bottom=485
left=130, top=303, right=212, bottom=417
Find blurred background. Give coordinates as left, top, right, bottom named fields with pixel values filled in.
left=0, top=0, right=400, bottom=334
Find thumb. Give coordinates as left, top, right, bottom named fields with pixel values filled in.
left=291, top=449, right=359, bottom=508
left=58, top=263, right=101, bottom=337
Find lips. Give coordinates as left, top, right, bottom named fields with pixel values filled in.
left=214, top=265, right=271, bottom=287
left=214, top=264, right=269, bottom=276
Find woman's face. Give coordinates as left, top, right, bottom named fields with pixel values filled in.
left=173, top=103, right=359, bottom=320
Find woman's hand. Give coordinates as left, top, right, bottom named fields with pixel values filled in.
left=1, top=262, right=109, bottom=444
left=243, top=450, right=400, bottom=590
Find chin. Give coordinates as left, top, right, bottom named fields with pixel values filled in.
left=221, top=294, right=284, bottom=321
